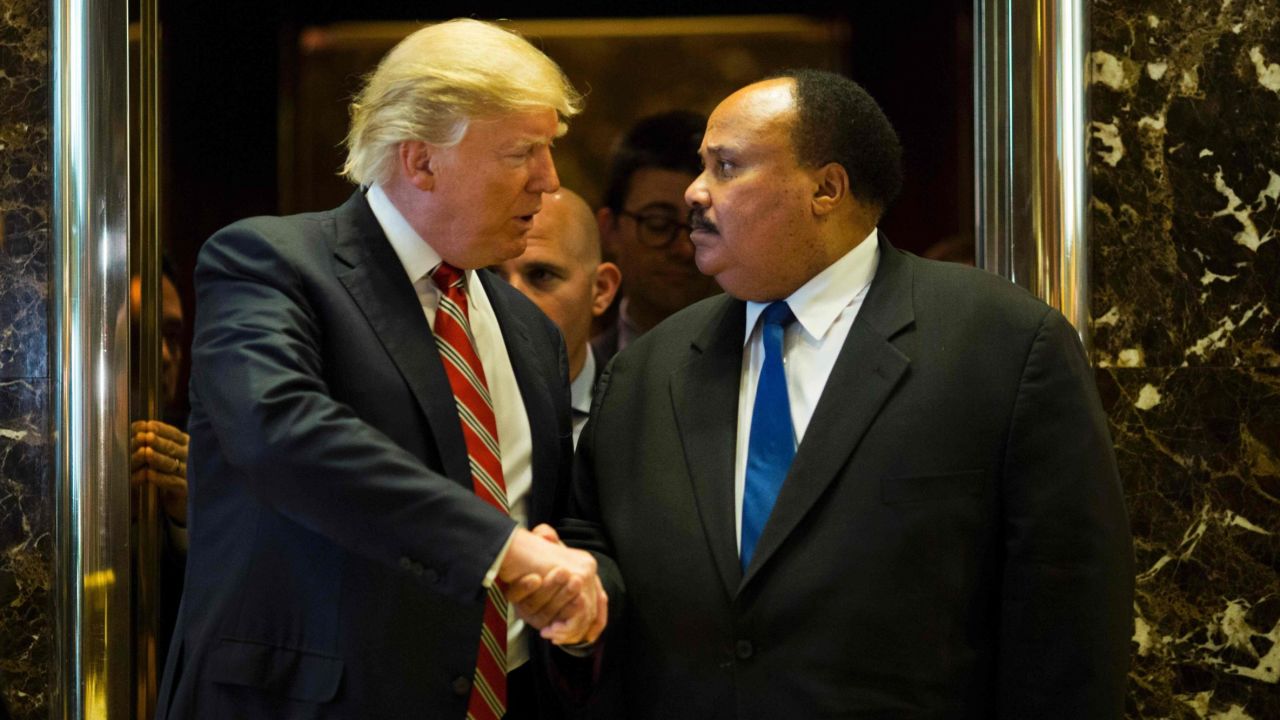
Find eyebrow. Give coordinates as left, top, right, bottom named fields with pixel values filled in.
left=698, top=144, right=739, bottom=168
left=523, top=259, right=567, bottom=275
left=502, top=136, right=552, bottom=152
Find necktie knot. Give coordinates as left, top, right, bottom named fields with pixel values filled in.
left=431, top=262, right=465, bottom=291
left=761, top=300, right=795, bottom=329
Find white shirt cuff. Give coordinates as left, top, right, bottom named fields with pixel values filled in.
left=483, top=527, right=519, bottom=589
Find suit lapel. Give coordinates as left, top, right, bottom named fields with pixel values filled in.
left=330, top=191, right=471, bottom=485
left=741, top=239, right=915, bottom=587
left=479, top=271, right=561, bottom=525
left=670, top=296, right=746, bottom=598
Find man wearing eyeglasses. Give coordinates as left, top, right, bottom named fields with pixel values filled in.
left=593, top=111, right=722, bottom=363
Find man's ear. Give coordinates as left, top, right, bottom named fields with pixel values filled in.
left=398, top=141, right=437, bottom=191
left=591, top=261, right=622, bottom=317
left=811, top=162, right=848, bottom=217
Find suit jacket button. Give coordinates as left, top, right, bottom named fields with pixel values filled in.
left=451, top=676, right=472, bottom=696
left=398, top=557, right=412, bottom=570
left=735, top=640, right=754, bottom=660
left=422, top=568, right=439, bottom=583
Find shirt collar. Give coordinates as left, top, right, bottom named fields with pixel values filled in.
left=570, top=345, right=596, bottom=415
left=367, top=183, right=448, bottom=286
left=743, top=228, right=880, bottom=346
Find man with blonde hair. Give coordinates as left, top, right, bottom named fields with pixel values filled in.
left=159, top=19, right=604, bottom=720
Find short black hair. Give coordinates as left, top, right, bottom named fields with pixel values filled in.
left=770, top=69, right=903, bottom=213
left=600, top=110, right=706, bottom=214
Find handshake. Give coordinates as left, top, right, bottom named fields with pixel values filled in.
left=498, top=524, right=607, bottom=647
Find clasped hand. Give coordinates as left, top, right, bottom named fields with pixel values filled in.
left=498, top=524, right=607, bottom=647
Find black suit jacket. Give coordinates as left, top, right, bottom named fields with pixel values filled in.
left=564, top=237, right=1134, bottom=719
left=157, top=191, right=574, bottom=719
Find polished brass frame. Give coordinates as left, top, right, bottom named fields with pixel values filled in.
left=51, top=0, right=132, bottom=716
left=975, top=0, right=1091, bottom=341
left=131, top=0, right=164, bottom=715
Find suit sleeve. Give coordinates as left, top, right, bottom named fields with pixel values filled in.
left=997, top=309, right=1134, bottom=718
left=547, top=358, right=627, bottom=707
left=191, top=223, right=515, bottom=603
left=560, top=358, right=625, bottom=603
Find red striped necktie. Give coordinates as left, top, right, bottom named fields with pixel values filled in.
left=431, top=262, right=510, bottom=720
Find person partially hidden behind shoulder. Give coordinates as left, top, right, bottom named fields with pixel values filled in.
left=158, top=19, right=607, bottom=720
left=562, top=69, right=1134, bottom=719
left=495, top=188, right=620, bottom=448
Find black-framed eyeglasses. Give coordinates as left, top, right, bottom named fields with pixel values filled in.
left=618, top=210, right=693, bottom=249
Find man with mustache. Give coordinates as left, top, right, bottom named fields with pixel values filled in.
left=159, top=19, right=605, bottom=720
left=592, top=111, right=721, bottom=363
left=563, top=70, right=1133, bottom=718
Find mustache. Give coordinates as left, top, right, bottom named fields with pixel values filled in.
left=688, top=208, right=718, bottom=234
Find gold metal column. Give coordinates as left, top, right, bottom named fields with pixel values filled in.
left=131, top=0, right=164, bottom=714
left=975, top=0, right=1090, bottom=341
left=51, top=0, right=132, bottom=716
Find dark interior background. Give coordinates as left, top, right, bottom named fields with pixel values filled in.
left=147, top=0, right=973, bottom=419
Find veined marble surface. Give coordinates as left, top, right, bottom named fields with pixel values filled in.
left=0, top=381, right=50, bottom=720
left=0, top=0, right=50, bottom=381
left=1, top=0, right=51, bottom=717
left=1090, top=2, right=1279, bottom=718
left=1100, top=367, right=1279, bottom=719
left=1090, top=0, right=1279, bottom=370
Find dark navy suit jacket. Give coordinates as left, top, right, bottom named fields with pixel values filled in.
left=565, top=237, right=1134, bottom=719
left=157, top=191, right=573, bottom=719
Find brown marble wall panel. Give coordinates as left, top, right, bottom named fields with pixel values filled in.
left=1100, top=368, right=1279, bottom=719
left=0, top=381, right=50, bottom=720
left=1090, top=1, right=1280, bottom=717
left=0, top=0, right=50, bottom=380
left=0, top=0, right=51, bottom=717
left=1090, top=0, right=1279, bottom=370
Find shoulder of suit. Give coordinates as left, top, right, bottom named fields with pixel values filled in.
left=649, top=291, right=733, bottom=334
left=612, top=293, right=735, bottom=361
left=199, top=208, right=342, bottom=270
left=215, top=209, right=336, bottom=247
left=897, top=250, right=1056, bottom=330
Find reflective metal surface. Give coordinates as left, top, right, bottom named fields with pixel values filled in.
left=51, top=0, right=133, bottom=716
left=131, top=1, right=164, bottom=715
left=975, top=0, right=1091, bottom=343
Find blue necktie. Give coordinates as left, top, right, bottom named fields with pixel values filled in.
left=741, top=301, right=796, bottom=570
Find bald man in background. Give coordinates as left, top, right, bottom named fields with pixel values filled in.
left=496, top=189, right=621, bottom=446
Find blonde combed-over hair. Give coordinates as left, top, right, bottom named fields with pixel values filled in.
left=342, top=18, right=583, bottom=187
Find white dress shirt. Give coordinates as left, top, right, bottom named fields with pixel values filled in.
left=733, top=229, right=880, bottom=552
left=368, top=184, right=532, bottom=670
left=570, top=346, right=596, bottom=448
